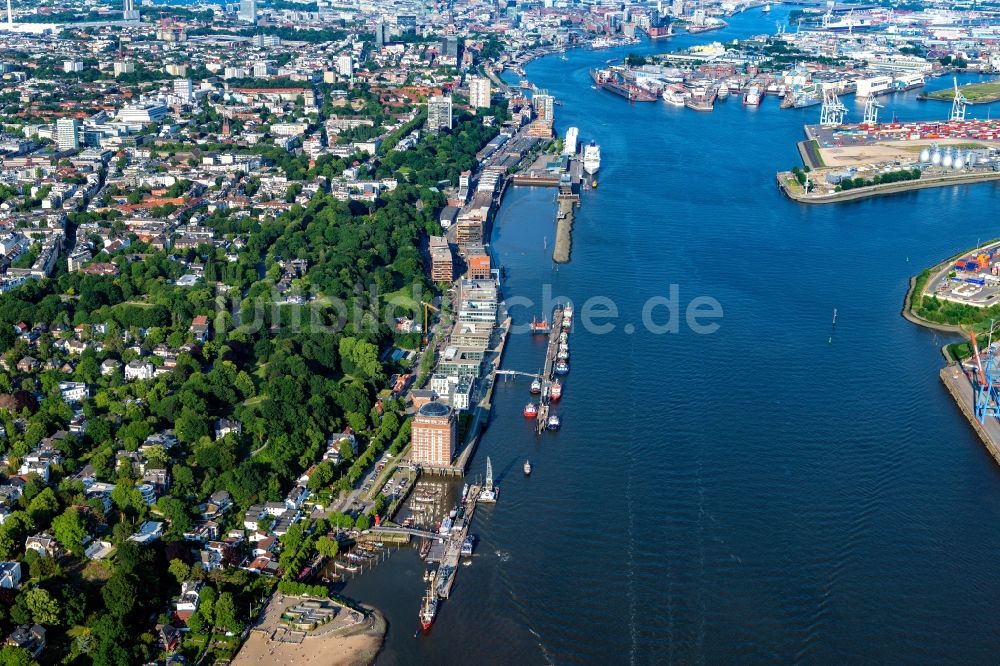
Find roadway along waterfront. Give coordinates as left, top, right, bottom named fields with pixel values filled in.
left=345, top=8, right=1000, bottom=664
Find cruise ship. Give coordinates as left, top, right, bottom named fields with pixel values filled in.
left=583, top=142, right=601, bottom=175
left=743, top=85, right=762, bottom=106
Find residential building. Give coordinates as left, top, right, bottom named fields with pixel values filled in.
left=173, top=78, right=193, bottom=102
left=337, top=54, right=353, bottom=77
left=5, top=625, right=45, bottom=659
left=410, top=400, right=457, bottom=467
left=238, top=0, right=257, bottom=22
left=190, top=314, right=210, bottom=342
left=429, top=236, right=453, bottom=282
left=123, top=0, right=139, bottom=20
left=58, top=381, right=88, bottom=404
left=427, top=96, right=453, bottom=134
left=55, top=118, right=79, bottom=151
left=0, top=562, right=21, bottom=589
left=469, top=76, right=491, bottom=109
left=124, top=360, right=154, bottom=381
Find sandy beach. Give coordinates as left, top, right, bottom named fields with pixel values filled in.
left=231, top=596, right=386, bottom=666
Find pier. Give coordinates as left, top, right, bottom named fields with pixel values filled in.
left=447, top=317, right=512, bottom=474
left=552, top=197, right=575, bottom=264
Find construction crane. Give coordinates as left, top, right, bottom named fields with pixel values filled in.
left=420, top=301, right=440, bottom=349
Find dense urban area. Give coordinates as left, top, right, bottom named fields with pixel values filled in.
left=2, top=0, right=1000, bottom=662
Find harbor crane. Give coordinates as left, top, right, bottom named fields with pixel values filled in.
left=819, top=87, right=847, bottom=126
left=950, top=77, right=968, bottom=122
left=969, top=327, right=1000, bottom=424
left=862, top=95, right=883, bottom=125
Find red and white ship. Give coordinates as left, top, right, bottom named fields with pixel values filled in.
left=524, top=402, right=539, bottom=417
left=550, top=381, right=562, bottom=401
left=530, top=317, right=550, bottom=334
left=419, top=588, right=438, bottom=631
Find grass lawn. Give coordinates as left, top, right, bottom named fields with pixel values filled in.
left=926, top=80, right=1000, bottom=102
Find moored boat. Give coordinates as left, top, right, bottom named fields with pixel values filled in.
left=420, top=588, right=438, bottom=631
left=530, top=317, right=549, bottom=334
left=530, top=379, right=542, bottom=394
left=546, top=415, right=561, bottom=431
left=460, top=535, right=476, bottom=556
left=555, top=360, right=569, bottom=375
left=524, top=402, right=539, bottom=418
left=550, top=381, right=562, bottom=400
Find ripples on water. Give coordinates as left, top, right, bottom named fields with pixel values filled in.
left=355, top=10, right=1000, bottom=664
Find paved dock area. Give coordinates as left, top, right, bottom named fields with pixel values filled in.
left=940, top=364, right=1000, bottom=466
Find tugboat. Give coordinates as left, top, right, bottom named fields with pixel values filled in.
left=530, top=317, right=550, bottom=334
left=523, top=459, right=532, bottom=476
left=524, top=402, right=538, bottom=418
left=546, top=415, right=562, bottom=431
left=420, top=586, right=438, bottom=631
left=557, top=348, right=570, bottom=361
left=555, top=360, right=569, bottom=375
left=550, top=381, right=562, bottom=400
left=530, top=379, right=542, bottom=394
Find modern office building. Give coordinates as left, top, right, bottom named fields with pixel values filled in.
left=172, top=78, right=193, bottom=102
left=123, top=0, right=139, bottom=20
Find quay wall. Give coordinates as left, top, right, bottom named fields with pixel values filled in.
left=777, top=171, right=1000, bottom=205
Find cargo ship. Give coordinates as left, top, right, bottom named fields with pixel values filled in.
left=662, top=84, right=688, bottom=107
left=419, top=587, right=438, bottom=631
left=892, top=73, right=925, bottom=92
left=589, top=68, right=658, bottom=102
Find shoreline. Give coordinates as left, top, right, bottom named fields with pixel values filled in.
left=232, top=598, right=387, bottom=666
left=777, top=170, right=1000, bottom=204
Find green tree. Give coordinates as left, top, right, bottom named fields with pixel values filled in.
left=214, top=591, right=239, bottom=633
left=23, top=587, right=60, bottom=625
left=27, top=488, right=60, bottom=526
left=168, top=558, right=191, bottom=584
left=51, top=507, right=87, bottom=556
left=0, top=646, right=38, bottom=666
left=316, top=535, right=339, bottom=558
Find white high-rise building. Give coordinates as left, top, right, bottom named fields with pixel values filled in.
left=55, top=118, right=79, bottom=151
left=563, top=127, right=579, bottom=155
left=469, top=76, right=491, bottom=109
left=123, top=0, right=139, bottom=20
left=336, top=54, right=353, bottom=77
left=173, top=78, right=193, bottom=102
left=238, top=0, right=256, bottom=23
left=427, top=95, right=453, bottom=133
left=63, top=61, right=84, bottom=73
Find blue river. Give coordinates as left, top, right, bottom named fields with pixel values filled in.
left=346, top=9, right=1000, bottom=664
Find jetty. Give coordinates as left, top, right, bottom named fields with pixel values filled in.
left=552, top=198, right=574, bottom=264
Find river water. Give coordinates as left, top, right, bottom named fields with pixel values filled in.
left=345, top=11, right=1000, bottom=664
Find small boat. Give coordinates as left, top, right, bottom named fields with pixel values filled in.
left=420, top=588, right=438, bottom=631
left=461, top=535, right=476, bottom=556
left=523, top=459, right=532, bottom=475
left=561, top=318, right=571, bottom=330
left=762, top=2, right=771, bottom=11
left=461, top=483, right=469, bottom=501
left=530, top=379, right=542, bottom=394
left=563, top=304, right=573, bottom=318
left=550, top=381, right=562, bottom=400
left=555, top=360, right=569, bottom=375
left=546, top=415, right=561, bottom=431
left=557, top=349, right=569, bottom=361
left=591, top=180, right=598, bottom=188
left=530, top=317, right=549, bottom=334
left=559, top=332, right=568, bottom=343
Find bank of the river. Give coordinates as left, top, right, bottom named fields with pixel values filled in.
left=778, top=169, right=1000, bottom=204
